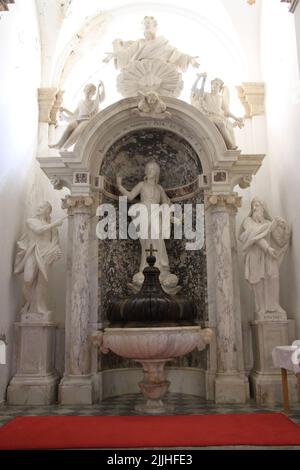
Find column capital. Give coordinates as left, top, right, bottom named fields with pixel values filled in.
left=38, top=88, right=57, bottom=123
left=206, top=193, right=242, bottom=211
left=62, top=195, right=96, bottom=214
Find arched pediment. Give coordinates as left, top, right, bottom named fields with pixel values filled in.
left=73, top=96, right=229, bottom=176
left=39, top=96, right=264, bottom=193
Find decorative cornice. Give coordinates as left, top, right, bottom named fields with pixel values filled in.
left=0, top=0, right=14, bottom=12
left=207, top=193, right=242, bottom=211
left=236, top=82, right=265, bottom=118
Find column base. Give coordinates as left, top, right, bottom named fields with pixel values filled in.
left=215, top=373, right=250, bottom=403
left=7, top=374, right=58, bottom=405
left=59, top=375, right=95, bottom=405
left=250, top=372, right=298, bottom=405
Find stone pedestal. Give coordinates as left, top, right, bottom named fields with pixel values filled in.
left=7, top=320, right=58, bottom=405
left=250, top=320, right=298, bottom=404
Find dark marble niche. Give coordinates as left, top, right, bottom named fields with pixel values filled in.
left=101, top=129, right=203, bottom=189
left=98, top=129, right=208, bottom=370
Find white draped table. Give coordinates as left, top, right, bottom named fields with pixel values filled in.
left=272, top=341, right=300, bottom=412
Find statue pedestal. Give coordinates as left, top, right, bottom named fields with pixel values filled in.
left=250, top=319, right=298, bottom=404
left=7, top=319, right=58, bottom=405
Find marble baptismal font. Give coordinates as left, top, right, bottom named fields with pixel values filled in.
left=92, top=245, right=213, bottom=414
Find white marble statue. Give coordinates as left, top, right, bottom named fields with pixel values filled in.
left=191, top=73, right=244, bottom=150
left=14, top=202, right=66, bottom=318
left=49, top=81, right=105, bottom=150
left=117, top=161, right=180, bottom=295
left=103, top=16, right=199, bottom=98
left=239, top=197, right=291, bottom=320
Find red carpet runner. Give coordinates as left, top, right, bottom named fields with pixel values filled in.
left=0, top=413, right=300, bottom=449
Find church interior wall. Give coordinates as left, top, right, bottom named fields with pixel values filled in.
left=258, top=0, right=300, bottom=338
left=294, top=5, right=300, bottom=73
left=1, top=0, right=300, bottom=405
left=0, top=1, right=68, bottom=403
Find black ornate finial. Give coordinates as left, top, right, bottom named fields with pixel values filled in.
left=145, top=244, right=157, bottom=267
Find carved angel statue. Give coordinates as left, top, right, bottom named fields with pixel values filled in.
left=239, top=197, right=291, bottom=320
left=103, top=16, right=199, bottom=98
left=49, top=81, right=105, bottom=150
left=191, top=73, right=244, bottom=150
left=14, top=202, right=66, bottom=318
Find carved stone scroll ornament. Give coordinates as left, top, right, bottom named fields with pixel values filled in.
left=62, top=195, right=95, bottom=213
left=207, top=193, right=242, bottom=211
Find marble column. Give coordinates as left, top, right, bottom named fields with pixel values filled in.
left=207, top=193, right=249, bottom=403
left=59, top=195, right=96, bottom=404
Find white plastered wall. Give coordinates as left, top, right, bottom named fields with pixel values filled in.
left=259, top=0, right=300, bottom=338
left=0, top=1, right=67, bottom=403
left=236, top=0, right=300, bottom=364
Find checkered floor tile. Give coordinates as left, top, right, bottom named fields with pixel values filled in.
left=1, top=393, right=300, bottom=427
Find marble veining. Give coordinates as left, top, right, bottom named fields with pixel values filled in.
left=100, top=129, right=202, bottom=188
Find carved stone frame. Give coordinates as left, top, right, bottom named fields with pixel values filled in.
left=38, top=97, right=264, bottom=403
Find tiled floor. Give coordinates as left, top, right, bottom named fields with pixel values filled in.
left=1, top=393, right=300, bottom=428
